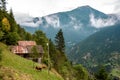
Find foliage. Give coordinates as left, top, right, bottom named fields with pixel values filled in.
left=0, top=0, right=7, bottom=11
left=17, top=25, right=27, bottom=40
left=2, top=17, right=10, bottom=32
left=33, top=30, right=49, bottom=63
left=73, top=64, right=89, bottom=80
left=33, top=30, right=48, bottom=45
left=30, top=46, right=40, bottom=68
left=95, top=66, right=108, bottom=80
left=0, top=42, right=64, bottom=80
left=49, top=37, right=84, bottom=80
left=30, top=46, right=40, bottom=59
left=25, top=32, right=33, bottom=40
left=4, top=32, right=20, bottom=45
left=8, top=9, right=18, bottom=32
left=69, top=24, right=120, bottom=69
left=55, top=29, right=65, bottom=53
left=0, top=11, right=21, bottom=45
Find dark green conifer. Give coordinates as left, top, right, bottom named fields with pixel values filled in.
left=55, top=29, right=65, bottom=53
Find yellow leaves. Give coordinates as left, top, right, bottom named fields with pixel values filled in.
left=2, top=17, right=10, bottom=32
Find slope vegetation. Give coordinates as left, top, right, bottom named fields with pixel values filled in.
left=0, top=42, right=63, bottom=80
left=69, top=24, right=120, bottom=68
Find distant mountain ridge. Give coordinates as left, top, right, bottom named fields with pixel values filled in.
left=68, top=24, right=120, bottom=68
left=15, top=5, right=119, bottom=50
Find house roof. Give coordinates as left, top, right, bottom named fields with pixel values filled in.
left=18, top=41, right=36, bottom=47
left=27, top=45, right=44, bottom=53
left=10, top=45, right=44, bottom=54
left=10, top=41, right=44, bottom=55
left=10, top=46, right=28, bottom=54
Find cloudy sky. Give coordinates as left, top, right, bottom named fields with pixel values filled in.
left=7, top=0, right=120, bottom=17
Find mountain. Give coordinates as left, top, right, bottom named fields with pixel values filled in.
left=16, top=6, right=118, bottom=50
left=68, top=24, right=120, bottom=69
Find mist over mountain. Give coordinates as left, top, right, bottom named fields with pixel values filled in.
left=15, top=6, right=119, bottom=50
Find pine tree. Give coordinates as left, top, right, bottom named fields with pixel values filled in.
left=0, top=0, right=2, bottom=9
left=9, top=9, right=14, bottom=18
left=55, top=29, right=65, bottom=53
left=0, top=0, right=7, bottom=11
left=9, top=8, right=18, bottom=32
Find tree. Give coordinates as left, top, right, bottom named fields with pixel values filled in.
left=0, top=0, right=7, bottom=11
left=8, top=8, right=18, bottom=32
left=2, top=17, right=10, bottom=32
left=33, top=30, right=48, bottom=45
left=30, top=46, right=39, bottom=68
left=17, top=25, right=26, bottom=40
left=55, top=29, right=65, bottom=53
left=0, top=0, right=3, bottom=9
left=73, top=64, right=89, bottom=80
left=25, top=32, right=33, bottom=40
left=33, top=30, right=48, bottom=60
left=0, top=9, right=4, bottom=27
left=5, top=32, right=20, bottom=45
left=31, top=46, right=39, bottom=59
left=95, top=66, right=108, bottom=80
left=9, top=9, right=14, bottom=18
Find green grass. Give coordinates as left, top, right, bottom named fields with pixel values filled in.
left=0, top=43, right=63, bottom=80
left=111, top=68, right=120, bottom=78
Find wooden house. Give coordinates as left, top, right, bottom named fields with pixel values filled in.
left=18, top=41, right=36, bottom=47
left=10, top=41, right=44, bottom=63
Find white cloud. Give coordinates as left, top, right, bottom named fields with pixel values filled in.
left=14, top=13, right=33, bottom=23
left=7, top=0, right=117, bottom=17
left=21, top=22, right=39, bottom=27
left=90, top=14, right=117, bottom=28
left=45, top=15, right=60, bottom=28
left=14, top=13, right=42, bottom=27
left=114, top=0, right=120, bottom=14
left=70, top=16, right=83, bottom=30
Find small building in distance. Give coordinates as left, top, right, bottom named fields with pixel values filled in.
left=10, top=41, right=44, bottom=63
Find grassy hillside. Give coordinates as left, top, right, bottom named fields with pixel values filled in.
left=0, top=42, right=63, bottom=80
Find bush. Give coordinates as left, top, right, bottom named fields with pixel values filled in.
left=95, top=66, right=108, bottom=80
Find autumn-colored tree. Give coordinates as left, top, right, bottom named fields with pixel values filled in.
left=2, top=17, right=10, bottom=32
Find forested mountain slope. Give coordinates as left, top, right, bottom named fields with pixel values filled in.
left=69, top=24, right=120, bottom=69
